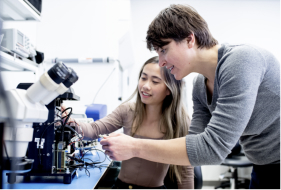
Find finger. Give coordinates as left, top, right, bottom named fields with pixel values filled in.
left=105, top=150, right=113, bottom=156
left=108, top=133, right=121, bottom=137
left=101, top=145, right=110, bottom=151
left=61, top=104, right=66, bottom=109
left=61, top=104, right=69, bottom=115
left=100, top=139, right=109, bottom=146
left=103, top=136, right=111, bottom=139
left=61, top=105, right=65, bottom=112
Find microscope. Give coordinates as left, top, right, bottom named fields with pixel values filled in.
left=0, top=62, right=80, bottom=184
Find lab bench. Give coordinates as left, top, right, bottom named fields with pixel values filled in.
left=2, top=149, right=112, bottom=189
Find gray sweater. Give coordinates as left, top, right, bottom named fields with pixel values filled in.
left=186, top=43, right=280, bottom=166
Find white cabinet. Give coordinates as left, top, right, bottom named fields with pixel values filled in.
left=0, top=0, right=41, bottom=21
left=0, top=51, right=38, bottom=72
left=0, top=0, right=41, bottom=73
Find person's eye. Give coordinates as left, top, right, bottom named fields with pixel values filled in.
left=141, top=77, right=147, bottom=80
left=152, top=81, right=159, bottom=84
left=161, top=49, right=166, bottom=54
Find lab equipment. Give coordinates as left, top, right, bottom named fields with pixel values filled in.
left=1, top=29, right=31, bottom=58
left=34, top=50, right=44, bottom=64
left=85, top=104, right=107, bottom=121
left=40, top=67, right=78, bottom=105
left=0, top=62, right=79, bottom=183
left=9, top=85, right=81, bottom=184
left=52, top=57, right=115, bottom=64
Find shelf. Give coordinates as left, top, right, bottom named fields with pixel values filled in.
left=0, top=51, right=38, bottom=72
left=0, top=0, right=41, bottom=21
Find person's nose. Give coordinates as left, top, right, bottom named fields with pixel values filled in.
left=142, top=81, right=151, bottom=91
left=158, top=56, right=167, bottom=67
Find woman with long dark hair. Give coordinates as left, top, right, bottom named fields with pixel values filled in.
left=62, top=56, right=193, bottom=189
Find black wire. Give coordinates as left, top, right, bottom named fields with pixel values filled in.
left=66, top=141, right=110, bottom=178
left=66, top=148, right=108, bottom=179
left=69, top=162, right=110, bottom=177
left=61, top=107, right=72, bottom=115
left=61, top=107, right=72, bottom=143
left=81, top=150, right=92, bottom=159
left=64, top=125, right=79, bottom=136
left=66, top=155, right=104, bottom=165
left=38, top=108, right=73, bottom=168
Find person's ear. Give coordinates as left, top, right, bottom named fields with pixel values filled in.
left=166, top=88, right=171, bottom=96
left=186, top=33, right=195, bottom=48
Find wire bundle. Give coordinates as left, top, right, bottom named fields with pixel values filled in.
left=67, top=146, right=111, bottom=177
left=39, top=106, right=111, bottom=177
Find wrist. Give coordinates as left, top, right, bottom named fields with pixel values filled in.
left=132, top=138, right=140, bottom=158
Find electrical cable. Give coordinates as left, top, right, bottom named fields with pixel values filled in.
left=38, top=106, right=73, bottom=166
left=67, top=146, right=109, bottom=175
left=66, top=155, right=104, bottom=165
left=92, top=67, right=116, bottom=104
left=64, top=125, right=79, bottom=136
left=61, top=107, right=72, bottom=143
left=54, top=108, right=108, bottom=178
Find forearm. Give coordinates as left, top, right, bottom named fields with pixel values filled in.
left=134, top=137, right=191, bottom=166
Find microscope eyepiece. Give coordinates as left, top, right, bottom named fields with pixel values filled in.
left=62, top=68, right=79, bottom=88
left=47, top=62, right=71, bottom=84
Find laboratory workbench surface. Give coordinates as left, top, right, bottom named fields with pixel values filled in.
left=2, top=149, right=112, bottom=189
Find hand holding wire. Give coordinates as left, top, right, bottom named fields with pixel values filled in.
left=61, top=104, right=75, bottom=124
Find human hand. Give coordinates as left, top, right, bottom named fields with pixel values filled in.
left=100, top=133, right=138, bottom=161
left=61, top=104, right=75, bottom=125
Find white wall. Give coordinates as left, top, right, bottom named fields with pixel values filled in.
left=130, top=0, right=280, bottom=182
left=35, top=0, right=131, bottom=114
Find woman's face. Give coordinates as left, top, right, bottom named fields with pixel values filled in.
left=138, top=63, right=170, bottom=105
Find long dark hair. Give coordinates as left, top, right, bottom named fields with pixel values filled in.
left=124, top=56, right=190, bottom=183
